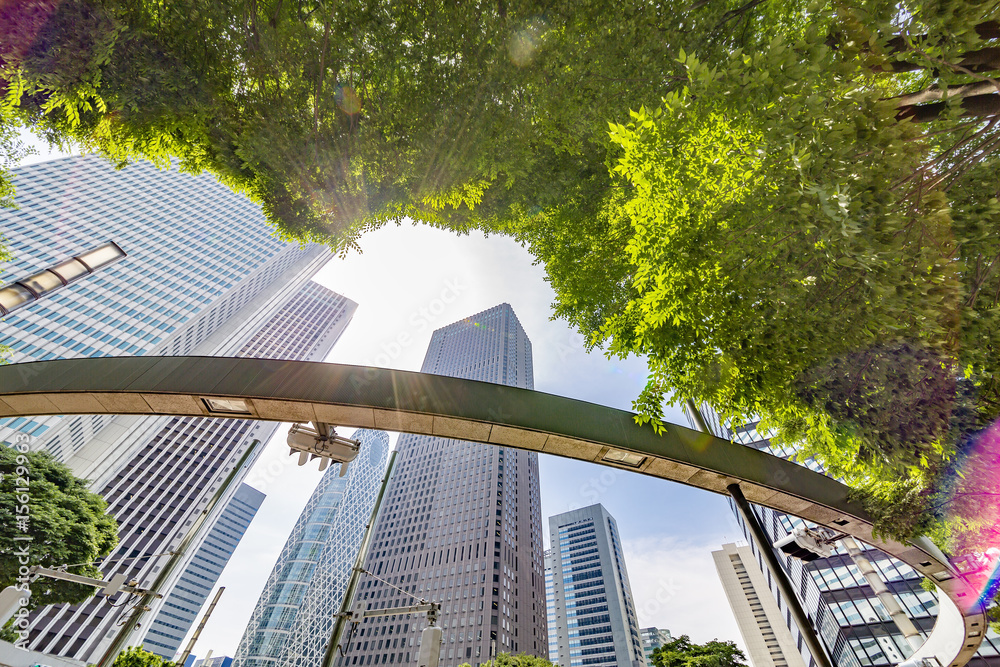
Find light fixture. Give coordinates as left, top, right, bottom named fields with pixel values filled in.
left=601, top=448, right=645, bottom=468
left=202, top=397, right=251, bottom=415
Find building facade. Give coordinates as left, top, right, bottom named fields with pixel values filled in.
left=712, top=543, right=806, bottom=667
left=234, top=429, right=390, bottom=667
left=335, top=304, right=547, bottom=667
left=0, top=155, right=329, bottom=467
left=143, top=483, right=266, bottom=659
left=26, top=280, right=356, bottom=662
left=639, top=627, right=672, bottom=667
left=692, top=408, right=1000, bottom=667
left=546, top=504, right=645, bottom=667
left=0, top=157, right=368, bottom=662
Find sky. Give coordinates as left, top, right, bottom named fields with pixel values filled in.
left=15, top=133, right=750, bottom=658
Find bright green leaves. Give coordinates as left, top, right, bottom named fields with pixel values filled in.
left=0, top=448, right=119, bottom=607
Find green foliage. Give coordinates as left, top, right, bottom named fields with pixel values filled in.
left=112, top=646, right=176, bottom=667
left=650, top=635, right=747, bottom=667
left=0, top=447, right=118, bottom=607
left=1, top=0, right=807, bottom=251
left=459, top=653, right=555, bottom=667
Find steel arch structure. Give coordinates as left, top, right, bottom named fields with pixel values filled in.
left=0, top=356, right=988, bottom=667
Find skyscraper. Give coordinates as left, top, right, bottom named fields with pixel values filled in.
left=143, top=483, right=266, bottom=659
left=25, top=280, right=357, bottom=662
left=712, top=543, right=806, bottom=667
left=693, top=409, right=1000, bottom=667
left=235, top=429, right=390, bottom=667
left=0, top=155, right=329, bottom=466
left=0, top=157, right=372, bottom=662
left=639, top=627, right=672, bottom=667
left=336, top=304, right=546, bottom=667
left=546, top=504, right=645, bottom=667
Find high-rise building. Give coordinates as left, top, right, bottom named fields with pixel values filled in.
left=235, top=429, right=390, bottom=667
left=546, top=504, right=645, bottom=667
left=195, top=656, right=235, bottom=667
left=335, top=304, right=546, bottom=667
left=0, top=155, right=329, bottom=467
left=712, top=543, right=805, bottom=667
left=692, top=408, right=1000, bottom=667
left=24, top=280, right=356, bottom=662
left=639, top=627, right=672, bottom=667
left=143, top=483, right=266, bottom=659
left=546, top=550, right=559, bottom=664
left=0, top=157, right=369, bottom=662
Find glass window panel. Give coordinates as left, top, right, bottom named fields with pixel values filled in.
left=0, top=283, right=35, bottom=312
left=18, top=270, right=63, bottom=296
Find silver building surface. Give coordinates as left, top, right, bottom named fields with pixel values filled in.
left=546, top=504, right=645, bottom=667
left=143, top=483, right=266, bottom=659
left=26, top=280, right=356, bottom=662
left=693, top=409, right=1000, bottom=667
left=0, top=156, right=329, bottom=466
left=0, top=156, right=361, bottom=662
left=712, top=543, right=806, bottom=667
left=234, top=429, right=390, bottom=667
left=335, top=304, right=547, bottom=667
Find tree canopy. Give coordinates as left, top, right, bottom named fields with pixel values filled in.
left=0, top=447, right=119, bottom=606
left=650, top=635, right=748, bottom=667
left=112, top=646, right=176, bottom=667
left=4, top=0, right=1000, bottom=552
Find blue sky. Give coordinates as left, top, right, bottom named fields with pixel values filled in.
left=15, top=134, right=749, bottom=657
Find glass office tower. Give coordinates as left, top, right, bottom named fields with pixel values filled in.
left=0, top=156, right=364, bottom=662
left=693, top=408, right=1000, bottom=667
left=335, top=304, right=547, bottom=667
left=144, top=483, right=266, bottom=658
left=546, top=504, right=645, bottom=667
left=235, top=429, right=390, bottom=667
left=26, top=280, right=357, bottom=662
left=0, top=155, right=329, bottom=464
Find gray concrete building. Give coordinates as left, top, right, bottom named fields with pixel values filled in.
left=335, top=304, right=547, bottom=667
left=713, top=543, right=806, bottom=667
left=547, top=504, right=644, bottom=667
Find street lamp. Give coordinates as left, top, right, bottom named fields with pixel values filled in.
left=0, top=241, right=126, bottom=316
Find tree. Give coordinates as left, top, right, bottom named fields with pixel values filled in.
left=112, top=646, right=176, bottom=667
left=0, top=0, right=804, bottom=250
left=507, top=2, right=1000, bottom=538
left=651, top=635, right=747, bottom=667
left=459, top=653, right=554, bottom=667
left=0, top=447, right=118, bottom=607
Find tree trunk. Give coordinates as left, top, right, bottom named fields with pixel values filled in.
left=892, top=80, right=998, bottom=106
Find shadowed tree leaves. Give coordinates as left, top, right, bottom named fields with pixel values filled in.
left=0, top=448, right=118, bottom=607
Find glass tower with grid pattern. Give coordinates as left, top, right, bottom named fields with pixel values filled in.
left=0, top=156, right=366, bottom=662
left=144, top=483, right=266, bottom=658
left=546, top=504, right=645, bottom=667
left=234, top=429, right=390, bottom=667
left=26, top=280, right=357, bottom=662
left=690, top=407, right=1000, bottom=667
left=0, top=155, right=330, bottom=463
left=335, top=303, right=547, bottom=667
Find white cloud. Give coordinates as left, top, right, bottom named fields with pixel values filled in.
left=623, top=535, right=746, bottom=652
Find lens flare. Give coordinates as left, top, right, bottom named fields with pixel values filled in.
left=945, top=420, right=1000, bottom=611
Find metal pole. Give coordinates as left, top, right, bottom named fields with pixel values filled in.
left=841, top=537, right=923, bottom=650
left=96, top=439, right=263, bottom=667
left=321, top=450, right=398, bottom=667
left=728, top=484, right=835, bottom=667
left=178, top=586, right=226, bottom=666
left=682, top=399, right=833, bottom=667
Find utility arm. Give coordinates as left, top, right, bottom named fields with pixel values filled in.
left=29, top=566, right=162, bottom=598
